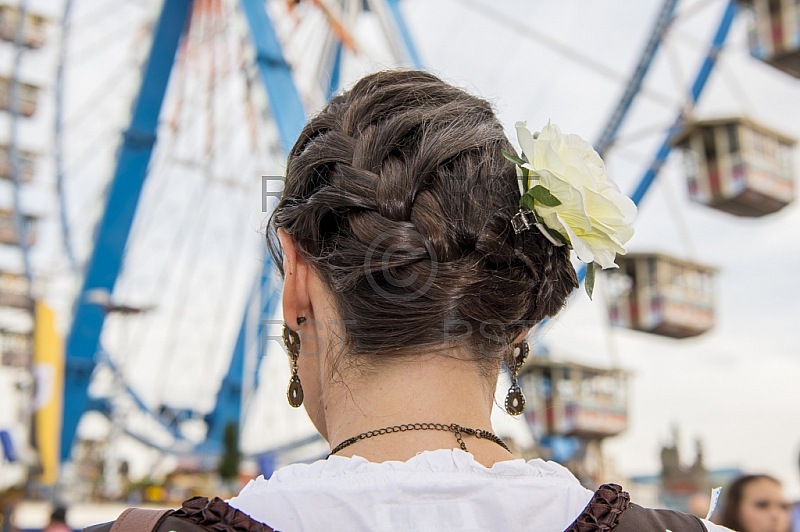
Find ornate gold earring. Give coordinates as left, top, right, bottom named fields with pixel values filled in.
left=283, top=317, right=306, bottom=408
left=505, top=339, right=529, bottom=416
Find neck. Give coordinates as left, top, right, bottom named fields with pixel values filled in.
left=321, top=353, right=515, bottom=467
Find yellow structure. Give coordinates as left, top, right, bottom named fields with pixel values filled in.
left=605, top=253, right=716, bottom=339
left=672, top=117, right=795, bottom=217
left=33, top=302, right=64, bottom=485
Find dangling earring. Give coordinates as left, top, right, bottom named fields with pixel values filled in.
left=505, top=339, right=529, bottom=416
left=283, top=317, right=306, bottom=408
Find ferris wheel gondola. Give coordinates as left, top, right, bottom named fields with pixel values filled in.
left=740, top=0, right=800, bottom=77
left=672, top=116, right=796, bottom=216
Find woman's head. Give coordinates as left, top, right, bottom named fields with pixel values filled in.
left=268, top=70, right=578, bottom=420
left=719, top=475, right=790, bottom=532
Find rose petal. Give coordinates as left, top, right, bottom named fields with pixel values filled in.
left=537, top=121, right=562, bottom=144
left=515, top=121, right=537, bottom=164
left=534, top=170, right=592, bottom=232
left=610, top=224, right=634, bottom=245
left=589, top=246, right=620, bottom=269
left=564, top=132, right=605, bottom=170
left=540, top=213, right=570, bottom=244
left=602, top=188, right=638, bottom=224
left=555, top=213, right=595, bottom=264
left=576, top=230, right=626, bottom=269
left=533, top=140, right=568, bottom=178
left=534, top=222, right=566, bottom=247
left=584, top=187, right=626, bottom=224
left=565, top=149, right=601, bottom=191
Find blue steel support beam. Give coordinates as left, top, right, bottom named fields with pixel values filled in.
left=202, top=315, right=247, bottom=451
left=240, top=0, right=306, bottom=150
left=61, top=0, right=194, bottom=462
left=628, top=0, right=737, bottom=207
left=327, top=42, right=343, bottom=99
left=595, top=0, right=679, bottom=157
left=253, top=250, right=282, bottom=390
left=580, top=1, right=737, bottom=286
left=203, top=0, right=308, bottom=451
left=385, top=0, right=422, bottom=68
left=100, top=354, right=186, bottom=440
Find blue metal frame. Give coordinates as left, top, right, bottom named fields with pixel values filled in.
left=99, top=353, right=186, bottom=440
left=386, top=0, right=422, bottom=68
left=551, top=1, right=738, bottom=300
left=240, top=0, right=306, bottom=149
left=218, top=0, right=421, bottom=457
left=54, top=0, right=78, bottom=274
left=61, top=0, right=420, bottom=460
left=57, top=0, right=735, bottom=460
left=629, top=1, right=737, bottom=206
left=594, top=0, right=679, bottom=158
left=202, top=314, right=247, bottom=451
left=61, top=0, right=194, bottom=462
left=327, top=42, right=343, bottom=99
left=202, top=0, right=308, bottom=452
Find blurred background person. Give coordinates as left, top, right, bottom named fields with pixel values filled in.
left=689, top=491, right=713, bottom=519
left=793, top=452, right=800, bottom=532
left=43, top=507, right=71, bottom=532
left=719, top=475, right=791, bottom=532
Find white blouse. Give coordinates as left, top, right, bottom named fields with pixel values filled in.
left=228, top=448, right=727, bottom=532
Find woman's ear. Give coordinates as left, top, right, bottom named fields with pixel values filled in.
left=278, top=228, right=311, bottom=329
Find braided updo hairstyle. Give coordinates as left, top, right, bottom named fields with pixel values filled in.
left=268, top=70, right=578, bottom=372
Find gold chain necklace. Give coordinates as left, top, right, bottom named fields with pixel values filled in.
left=327, top=422, right=511, bottom=458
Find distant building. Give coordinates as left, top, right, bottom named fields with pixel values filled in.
left=660, top=432, right=711, bottom=511
left=630, top=429, right=741, bottom=514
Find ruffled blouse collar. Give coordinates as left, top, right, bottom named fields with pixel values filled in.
left=265, top=448, right=579, bottom=484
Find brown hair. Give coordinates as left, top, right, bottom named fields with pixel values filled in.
left=267, top=70, right=578, bottom=370
left=718, top=474, right=781, bottom=530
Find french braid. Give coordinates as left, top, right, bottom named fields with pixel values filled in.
left=268, top=70, right=578, bottom=369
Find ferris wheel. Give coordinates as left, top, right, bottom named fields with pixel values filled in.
left=3, top=0, right=793, bottom=486
left=46, top=0, right=425, bottom=469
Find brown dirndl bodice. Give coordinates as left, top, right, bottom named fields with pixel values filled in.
left=566, top=483, right=709, bottom=532
left=84, top=483, right=710, bottom=532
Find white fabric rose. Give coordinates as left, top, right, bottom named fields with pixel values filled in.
left=514, top=121, right=637, bottom=269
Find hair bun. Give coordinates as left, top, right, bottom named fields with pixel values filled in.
left=269, top=70, right=578, bottom=366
